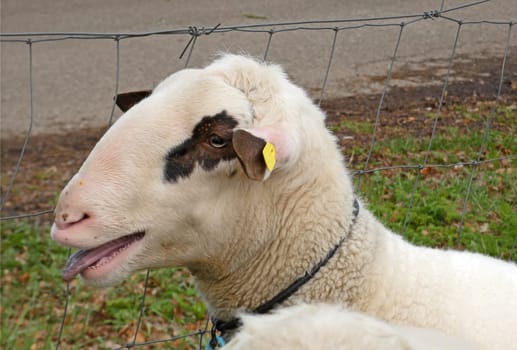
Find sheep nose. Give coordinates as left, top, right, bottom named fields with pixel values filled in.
left=54, top=209, right=89, bottom=230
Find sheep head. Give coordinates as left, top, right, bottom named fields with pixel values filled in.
left=50, top=55, right=325, bottom=288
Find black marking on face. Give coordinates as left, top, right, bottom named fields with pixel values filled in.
left=164, top=111, right=239, bottom=182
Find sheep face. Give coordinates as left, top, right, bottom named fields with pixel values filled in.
left=50, top=56, right=308, bottom=287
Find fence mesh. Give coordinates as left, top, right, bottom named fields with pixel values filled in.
left=1, top=0, right=516, bottom=349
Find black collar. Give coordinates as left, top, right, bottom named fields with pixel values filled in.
left=209, top=198, right=360, bottom=347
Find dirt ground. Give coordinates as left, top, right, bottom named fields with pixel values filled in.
left=1, top=54, right=516, bottom=219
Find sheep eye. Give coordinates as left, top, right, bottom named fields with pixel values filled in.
left=209, top=135, right=228, bottom=148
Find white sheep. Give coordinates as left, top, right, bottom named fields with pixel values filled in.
left=224, top=303, right=481, bottom=350
left=50, top=54, right=517, bottom=349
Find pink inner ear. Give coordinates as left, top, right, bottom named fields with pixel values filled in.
left=242, top=126, right=298, bottom=166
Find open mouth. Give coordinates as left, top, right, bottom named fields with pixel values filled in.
left=62, top=231, right=145, bottom=282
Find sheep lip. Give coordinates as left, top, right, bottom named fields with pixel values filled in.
left=62, top=231, right=145, bottom=282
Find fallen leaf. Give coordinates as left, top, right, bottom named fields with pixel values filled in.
left=18, top=272, right=30, bottom=284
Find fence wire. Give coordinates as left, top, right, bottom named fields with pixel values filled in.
left=1, top=0, right=516, bottom=349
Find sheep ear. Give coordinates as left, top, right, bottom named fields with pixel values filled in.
left=115, top=90, right=152, bottom=112
left=233, top=127, right=295, bottom=181
left=233, top=130, right=268, bottom=181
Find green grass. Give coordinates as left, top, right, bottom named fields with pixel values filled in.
left=1, top=219, right=206, bottom=349
left=353, top=103, right=516, bottom=259
left=358, top=166, right=517, bottom=257
left=1, top=102, right=515, bottom=349
left=2, top=219, right=63, bottom=349
left=328, top=119, right=373, bottom=134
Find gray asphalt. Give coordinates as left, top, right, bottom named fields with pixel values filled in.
left=1, top=0, right=516, bottom=135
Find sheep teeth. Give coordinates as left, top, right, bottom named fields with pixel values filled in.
left=87, top=243, right=133, bottom=269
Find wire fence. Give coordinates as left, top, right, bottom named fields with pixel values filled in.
left=1, top=0, right=516, bottom=349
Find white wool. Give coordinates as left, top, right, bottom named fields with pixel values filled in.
left=51, top=54, right=517, bottom=350
left=224, top=303, right=480, bottom=350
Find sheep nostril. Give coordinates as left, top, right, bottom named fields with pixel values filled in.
left=56, top=212, right=90, bottom=229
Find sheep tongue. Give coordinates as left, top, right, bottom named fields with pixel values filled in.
left=61, top=232, right=144, bottom=281
left=62, top=248, right=103, bottom=281
left=62, top=238, right=127, bottom=281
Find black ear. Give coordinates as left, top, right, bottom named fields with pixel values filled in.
left=115, top=90, right=152, bottom=112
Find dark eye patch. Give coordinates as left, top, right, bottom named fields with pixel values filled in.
left=164, top=111, right=239, bottom=182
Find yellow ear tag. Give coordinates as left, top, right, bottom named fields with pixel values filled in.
left=262, top=142, right=276, bottom=172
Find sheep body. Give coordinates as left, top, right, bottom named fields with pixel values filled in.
left=354, top=227, right=517, bottom=338
left=51, top=54, right=517, bottom=350
left=224, top=303, right=481, bottom=350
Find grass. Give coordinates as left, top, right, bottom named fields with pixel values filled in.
left=1, top=101, right=516, bottom=349
left=345, top=102, right=517, bottom=258
left=328, top=119, right=373, bottom=134
left=1, top=219, right=207, bottom=349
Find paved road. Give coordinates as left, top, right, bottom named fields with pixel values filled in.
left=1, top=0, right=516, bottom=135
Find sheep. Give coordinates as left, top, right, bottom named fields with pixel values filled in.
left=50, top=54, right=517, bottom=350
left=224, top=303, right=481, bottom=350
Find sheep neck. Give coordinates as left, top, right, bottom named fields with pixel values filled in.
left=212, top=198, right=359, bottom=335
left=210, top=197, right=360, bottom=337
left=193, top=176, right=356, bottom=315
left=191, top=142, right=361, bottom=323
